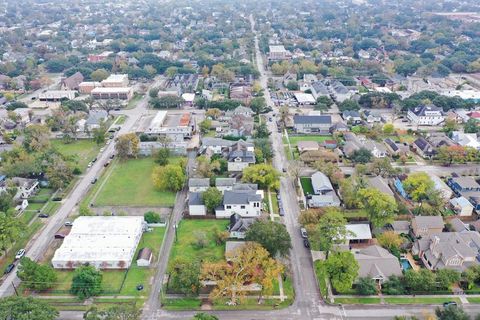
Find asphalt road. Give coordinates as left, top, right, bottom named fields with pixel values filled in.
left=0, top=88, right=152, bottom=297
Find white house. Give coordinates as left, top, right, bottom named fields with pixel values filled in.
left=188, top=178, right=210, bottom=193
left=136, top=248, right=153, bottom=267
left=215, top=190, right=262, bottom=218
left=452, top=131, right=480, bottom=150
left=450, top=196, right=474, bottom=216
left=188, top=192, right=207, bottom=216
left=407, top=104, right=445, bottom=126
left=215, top=178, right=236, bottom=193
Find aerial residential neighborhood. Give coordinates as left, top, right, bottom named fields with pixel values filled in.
left=1, top=0, right=480, bottom=320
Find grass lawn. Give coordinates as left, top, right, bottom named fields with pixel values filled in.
left=26, top=202, right=44, bottom=211
left=467, top=298, right=480, bottom=303
left=51, top=139, right=101, bottom=172
left=335, top=297, right=382, bottom=304
left=162, top=298, right=202, bottom=310
left=384, top=297, right=461, bottom=305
left=286, top=135, right=331, bottom=146
left=94, top=157, right=181, bottom=206
left=170, top=220, right=229, bottom=264
left=127, top=94, right=144, bottom=109
left=314, top=260, right=328, bottom=299
left=300, top=177, right=314, bottom=195
left=342, top=209, right=368, bottom=218
left=19, top=210, right=38, bottom=225
left=271, top=191, right=279, bottom=214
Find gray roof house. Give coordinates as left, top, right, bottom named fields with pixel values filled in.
left=227, top=143, right=256, bottom=172
left=413, top=232, right=480, bottom=271
left=215, top=190, right=262, bottom=218
left=188, top=192, right=207, bottom=216
left=86, top=110, right=108, bottom=130
left=293, top=115, right=332, bottom=134
left=367, top=176, right=394, bottom=197
left=411, top=216, right=445, bottom=238
left=228, top=213, right=256, bottom=239
left=311, top=171, right=334, bottom=194
left=188, top=178, right=210, bottom=192
left=308, top=171, right=340, bottom=208
left=353, top=245, right=403, bottom=284
left=215, top=178, right=236, bottom=193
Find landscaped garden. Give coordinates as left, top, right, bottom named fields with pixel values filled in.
left=94, top=157, right=182, bottom=206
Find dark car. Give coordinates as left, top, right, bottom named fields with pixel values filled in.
left=303, top=239, right=310, bottom=249
left=92, top=157, right=97, bottom=163
left=38, top=213, right=49, bottom=218
left=104, top=161, right=110, bottom=167
left=91, top=178, right=98, bottom=184
left=4, top=264, right=14, bottom=274
left=443, top=301, right=458, bottom=308
left=136, top=284, right=144, bottom=291
left=110, top=154, right=115, bottom=159
left=54, top=233, right=66, bottom=239
left=279, top=208, right=285, bottom=216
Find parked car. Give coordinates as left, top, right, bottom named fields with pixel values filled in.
left=38, top=213, right=49, bottom=218
left=100, top=147, right=105, bottom=153
left=104, top=161, right=110, bottom=167
left=65, top=221, right=73, bottom=227
left=91, top=178, right=98, bottom=184
left=4, top=264, right=15, bottom=274
left=15, top=249, right=25, bottom=260
left=300, top=227, right=308, bottom=239
left=303, top=239, right=310, bottom=249
left=92, top=157, right=97, bottom=163
left=54, top=233, right=66, bottom=239
left=110, top=154, right=115, bottom=159
left=279, top=208, right=285, bottom=216
left=87, top=162, right=93, bottom=168
left=443, top=301, right=458, bottom=308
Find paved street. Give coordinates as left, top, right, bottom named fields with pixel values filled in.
left=0, top=88, right=152, bottom=297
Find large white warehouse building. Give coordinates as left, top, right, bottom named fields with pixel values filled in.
left=52, top=216, right=144, bottom=269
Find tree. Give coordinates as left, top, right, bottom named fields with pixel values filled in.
left=286, top=80, right=299, bottom=90
left=92, top=121, right=107, bottom=145
left=435, top=305, right=469, bottom=320
left=245, top=220, right=292, bottom=257
left=436, top=269, right=461, bottom=290
left=403, top=172, right=435, bottom=202
left=168, top=257, right=201, bottom=296
left=437, top=145, right=467, bottom=165
left=464, top=119, right=479, bottom=134
left=250, top=97, right=266, bottom=115
left=202, top=187, right=223, bottom=214
left=152, top=164, right=185, bottom=191
left=0, top=296, right=58, bottom=320
left=149, top=88, right=159, bottom=98
left=84, top=304, right=141, bottom=320
left=298, top=209, right=324, bottom=226
left=150, top=96, right=185, bottom=109
left=383, top=123, right=395, bottom=135
left=155, top=148, right=170, bottom=166
left=310, top=209, right=349, bottom=253
left=165, top=66, right=178, bottom=78
left=71, top=265, right=103, bottom=299
left=201, top=242, right=283, bottom=304
left=404, top=269, right=435, bottom=292
left=0, top=212, right=22, bottom=255
left=144, top=211, right=161, bottom=223
left=357, top=188, right=397, bottom=228
left=368, top=157, right=397, bottom=177
left=382, top=275, right=406, bottom=295
left=23, top=124, right=51, bottom=152
left=90, top=68, right=110, bottom=81
left=338, top=99, right=360, bottom=112
left=62, top=100, right=88, bottom=113
left=17, top=257, right=57, bottom=291
left=242, top=164, right=280, bottom=190
left=196, top=155, right=220, bottom=178
left=46, top=156, right=74, bottom=190
left=199, top=119, right=211, bottom=134
left=6, top=101, right=28, bottom=111
left=205, top=108, right=221, bottom=120
left=97, top=99, right=117, bottom=116
left=79, top=204, right=94, bottom=216
left=377, top=231, right=403, bottom=252
left=356, top=277, right=377, bottom=295
left=115, top=133, right=140, bottom=160
left=350, top=148, right=373, bottom=164
left=0, top=193, right=14, bottom=213
left=325, top=251, right=359, bottom=293
left=254, top=123, right=270, bottom=139
left=192, top=313, right=219, bottom=320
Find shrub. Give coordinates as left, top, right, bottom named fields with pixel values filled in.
left=144, top=211, right=161, bottom=223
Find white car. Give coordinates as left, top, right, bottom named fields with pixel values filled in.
left=99, top=147, right=105, bottom=153
left=15, top=249, right=26, bottom=260
left=87, top=162, right=93, bottom=168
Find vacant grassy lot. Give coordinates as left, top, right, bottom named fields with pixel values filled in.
left=384, top=297, right=461, bottom=305
left=300, top=177, right=314, bottom=195
left=169, top=220, right=229, bottom=264
left=335, top=297, right=382, bottom=304
left=51, top=139, right=101, bottom=171
left=284, top=135, right=331, bottom=146
left=95, top=157, right=181, bottom=206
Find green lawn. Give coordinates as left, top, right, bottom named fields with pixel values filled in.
left=169, top=220, right=229, bottom=264
left=384, top=297, right=461, bottom=305
left=127, top=94, right=144, bottom=109
left=300, top=177, right=314, bottom=195
left=285, top=135, right=331, bottom=146
left=335, top=297, right=382, bottom=304
left=162, top=298, right=202, bottom=310
left=51, top=139, right=101, bottom=172
left=342, top=209, right=368, bottom=218
left=467, top=298, right=480, bottom=303
left=94, top=157, right=181, bottom=206
left=114, top=115, right=127, bottom=125
left=271, top=192, right=279, bottom=214
left=314, top=260, right=328, bottom=299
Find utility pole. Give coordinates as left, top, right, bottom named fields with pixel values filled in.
left=11, top=282, right=19, bottom=296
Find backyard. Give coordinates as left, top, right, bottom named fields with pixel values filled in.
left=51, top=139, right=101, bottom=172
left=300, top=177, right=314, bottom=195
left=94, top=157, right=182, bottom=206
left=283, top=135, right=332, bottom=146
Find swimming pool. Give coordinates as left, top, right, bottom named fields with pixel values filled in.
left=400, top=258, right=412, bottom=270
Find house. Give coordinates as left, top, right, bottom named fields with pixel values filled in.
left=451, top=131, right=480, bottom=150
left=188, top=178, right=210, bottom=193
left=427, top=132, right=455, bottom=148
left=79, top=81, right=102, bottom=94
left=188, top=192, right=207, bottom=216
left=308, top=172, right=340, bottom=208
left=310, top=81, right=330, bottom=100
left=448, top=177, right=480, bottom=195
left=362, top=140, right=387, bottom=158
left=353, top=245, right=402, bottom=284
left=228, top=213, right=256, bottom=239
left=367, top=176, right=394, bottom=197
left=323, top=140, right=337, bottom=149
left=268, top=45, right=292, bottom=60
left=230, top=85, right=252, bottom=105
left=136, top=248, right=153, bottom=267
left=101, top=74, right=129, bottom=87
left=342, top=111, right=362, bottom=124
left=228, top=114, right=254, bottom=137
left=428, top=173, right=453, bottom=201
left=363, top=110, right=381, bottom=123
left=91, top=87, right=132, bottom=100
left=215, top=190, right=262, bottom=218
left=412, top=137, right=436, bottom=158
left=407, top=104, right=444, bottom=126
left=411, top=216, right=445, bottom=238
left=385, top=221, right=411, bottom=235
left=85, top=110, right=108, bottom=131
left=38, top=90, right=76, bottom=102
left=293, top=115, right=332, bottom=134
left=294, top=92, right=316, bottom=105
left=201, top=138, right=236, bottom=154
left=224, top=106, right=254, bottom=119
left=227, top=142, right=256, bottom=172
left=297, top=141, right=320, bottom=153
left=215, top=178, right=236, bottom=193
left=10, top=177, right=39, bottom=199
left=329, top=80, right=353, bottom=102
left=450, top=218, right=470, bottom=233
left=61, top=72, right=84, bottom=90
left=450, top=196, right=474, bottom=216
left=383, top=138, right=408, bottom=156
left=329, top=122, right=349, bottom=133
left=413, top=232, right=480, bottom=271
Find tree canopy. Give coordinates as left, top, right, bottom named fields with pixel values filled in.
left=245, top=220, right=292, bottom=257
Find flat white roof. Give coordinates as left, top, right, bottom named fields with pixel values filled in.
left=442, top=90, right=480, bottom=100
left=294, top=92, right=316, bottom=104
left=52, top=216, right=144, bottom=265
left=148, top=111, right=168, bottom=132
left=269, top=45, right=287, bottom=53
left=91, top=87, right=131, bottom=93
left=38, top=90, right=76, bottom=98
left=182, top=93, right=195, bottom=102
left=102, top=74, right=128, bottom=82
left=346, top=224, right=372, bottom=240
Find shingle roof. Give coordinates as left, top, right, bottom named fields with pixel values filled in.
left=311, top=171, right=333, bottom=194
left=188, top=192, right=204, bottom=206
left=452, top=177, right=480, bottom=189
left=409, top=104, right=443, bottom=116
left=354, top=245, right=402, bottom=280
left=188, top=178, right=210, bottom=188
left=216, top=178, right=236, bottom=187
left=223, top=190, right=261, bottom=205
left=293, top=115, right=332, bottom=125
left=413, top=216, right=444, bottom=229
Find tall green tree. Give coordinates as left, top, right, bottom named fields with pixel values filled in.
left=17, top=257, right=57, bottom=291
left=151, top=164, right=185, bottom=192
left=242, top=164, right=280, bottom=190
left=309, top=209, right=349, bottom=253
left=71, top=265, right=103, bottom=299
left=201, top=187, right=223, bottom=214
left=168, top=257, right=201, bottom=296
left=404, top=269, right=435, bottom=292
left=84, top=304, right=141, bottom=320
left=0, top=296, right=58, bottom=320
left=403, top=172, right=435, bottom=202
left=246, top=220, right=292, bottom=257
left=325, top=251, right=359, bottom=293
left=357, top=188, right=397, bottom=228
left=0, top=212, right=22, bottom=255
left=436, top=305, right=470, bottom=320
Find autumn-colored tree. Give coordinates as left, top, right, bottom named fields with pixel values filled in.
left=437, top=145, right=466, bottom=165
left=357, top=188, right=397, bottom=228
left=377, top=231, right=403, bottom=252
left=23, top=124, right=51, bottom=152
left=200, top=242, right=283, bottom=304
left=403, top=172, right=435, bottom=202
left=152, top=164, right=185, bottom=192
left=115, top=133, right=140, bottom=160
left=205, top=108, right=221, bottom=120
left=242, top=164, right=280, bottom=190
